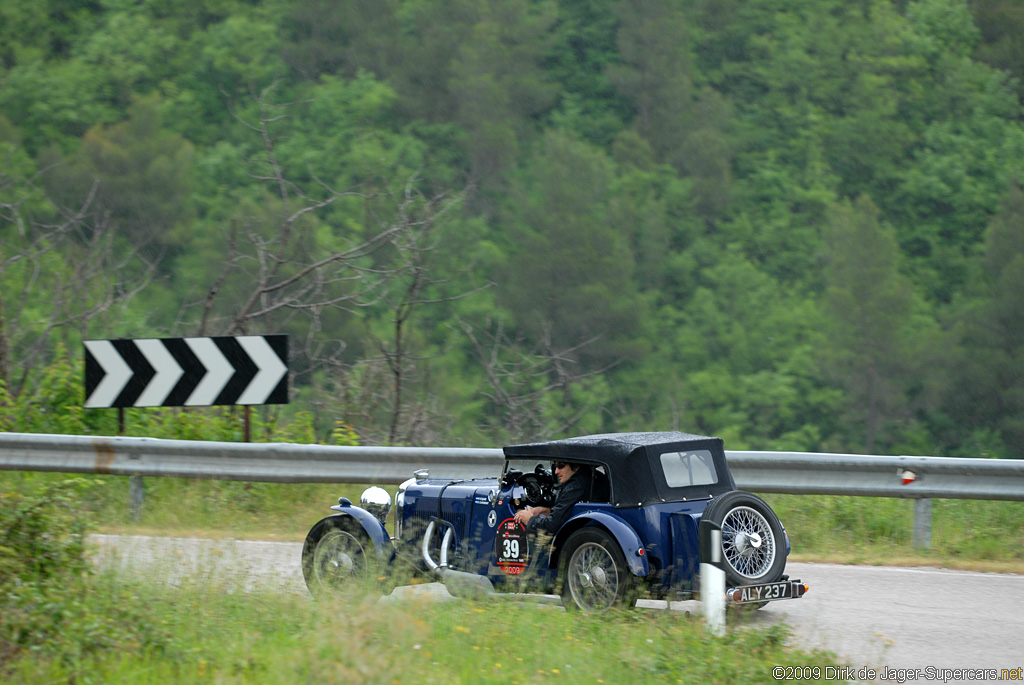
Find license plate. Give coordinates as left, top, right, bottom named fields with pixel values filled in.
left=729, top=579, right=805, bottom=604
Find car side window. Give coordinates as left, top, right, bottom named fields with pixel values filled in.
left=659, top=450, right=718, bottom=488
left=588, top=465, right=611, bottom=503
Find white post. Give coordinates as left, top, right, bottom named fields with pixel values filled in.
left=701, top=526, right=726, bottom=636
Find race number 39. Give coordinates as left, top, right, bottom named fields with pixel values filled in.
left=495, top=519, right=529, bottom=575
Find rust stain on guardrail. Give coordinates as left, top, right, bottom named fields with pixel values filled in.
left=93, top=441, right=115, bottom=474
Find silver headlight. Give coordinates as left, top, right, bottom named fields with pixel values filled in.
left=360, top=486, right=392, bottom=523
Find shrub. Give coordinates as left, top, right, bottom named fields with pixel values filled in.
left=0, top=479, right=174, bottom=676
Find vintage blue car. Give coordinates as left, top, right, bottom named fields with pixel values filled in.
left=302, top=431, right=807, bottom=611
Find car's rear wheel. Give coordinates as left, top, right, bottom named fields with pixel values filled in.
left=560, top=528, right=633, bottom=612
left=701, top=490, right=786, bottom=588
left=302, top=517, right=380, bottom=599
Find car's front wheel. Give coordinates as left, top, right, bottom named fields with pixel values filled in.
left=560, top=528, right=634, bottom=612
left=302, top=517, right=381, bottom=599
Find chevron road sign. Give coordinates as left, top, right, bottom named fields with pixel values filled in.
left=84, top=336, right=288, bottom=408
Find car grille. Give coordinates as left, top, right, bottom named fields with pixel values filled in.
left=441, top=510, right=467, bottom=536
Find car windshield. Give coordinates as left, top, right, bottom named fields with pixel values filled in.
left=503, top=458, right=555, bottom=478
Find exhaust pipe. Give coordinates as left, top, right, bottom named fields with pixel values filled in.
left=421, top=520, right=496, bottom=599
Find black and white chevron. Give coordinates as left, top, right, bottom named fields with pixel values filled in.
left=84, top=335, right=288, bottom=408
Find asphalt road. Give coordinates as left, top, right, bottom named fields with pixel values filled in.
left=746, top=562, right=1024, bottom=682
left=90, top=536, right=1024, bottom=683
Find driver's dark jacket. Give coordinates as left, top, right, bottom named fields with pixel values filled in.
left=527, top=469, right=592, bottom=534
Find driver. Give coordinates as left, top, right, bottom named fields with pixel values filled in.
left=513, top=461, right=591, bottom=534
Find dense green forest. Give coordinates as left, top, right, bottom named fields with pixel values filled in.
left=1, top=0, right=1023, bottom=457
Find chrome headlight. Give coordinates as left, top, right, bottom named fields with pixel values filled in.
left=360, top=486, right=392, bottom=523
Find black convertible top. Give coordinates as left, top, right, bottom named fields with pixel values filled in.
left=504, top=431, right=716, bottom=460
left=503, top=431, right=735, bottom=507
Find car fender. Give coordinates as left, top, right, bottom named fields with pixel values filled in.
left=553, top=510, right=650, bottom=577
left=324, top=504, right=394, bottom=562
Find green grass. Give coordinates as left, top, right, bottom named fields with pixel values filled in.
left=3, top=572, right=843, bottom=684
left=764, top=494, right=1024, bottom=571
left=2, top=475, right=840, bottom=683
left=6, top=474, right=1022, bottom=682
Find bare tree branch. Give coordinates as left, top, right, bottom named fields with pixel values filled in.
left=0, top=170, right=160, bottom=395
left=455, top=315, right=619, bottom=441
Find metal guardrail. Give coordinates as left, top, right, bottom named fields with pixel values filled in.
left=3, top=432, right=1023, bottom=499
left=0, top=432, right=504, bottom=483
left=3, top=432, right=1023, bottom=548
left=725, top=451, right=1024, bottom=501
left=722, top=451, right=1024, bottom=549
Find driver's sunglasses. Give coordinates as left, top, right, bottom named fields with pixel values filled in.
left=553, top=462, right=568, bottom=470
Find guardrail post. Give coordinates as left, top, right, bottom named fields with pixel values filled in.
left=130, top=474, right=145, bottom=521
left=699, top=519, right=726, bottom=636
left=913, top=498, right=932, bottom=550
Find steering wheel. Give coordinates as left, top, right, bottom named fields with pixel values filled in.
left=517, top=468, right=555, bottom=508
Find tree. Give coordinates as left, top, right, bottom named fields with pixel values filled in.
left=499, top=130, right=647, bottom=372
left=447, top=0, right=559, bottom=189
left=889, top=0, right=1024, bottom=302
left=609, top=0, right=733, bottom=221
left=943, top=181, right=1024, bottom=457
left=821, top=195, right=933, bottom=453
left=279, top=0, right=401, bottom=82
left=970, top=0, right=1024, bottom=101
left=43, top=97, right=195, bottom=263
left=542, top=0, right=628, bottom=146
left=455, top=313, right=613, bottom=442
left=355, top=183, right=482, bottom=445
left=171, top=83, right=391, bottom=342
left=170, top=80, right=479, bottom=443
left=0, top=137, right=159, bottom=396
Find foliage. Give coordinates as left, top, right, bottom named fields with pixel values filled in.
left=2, top=0, right=1024, bottom=457
left=0, top=479, right=176, bottom=675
